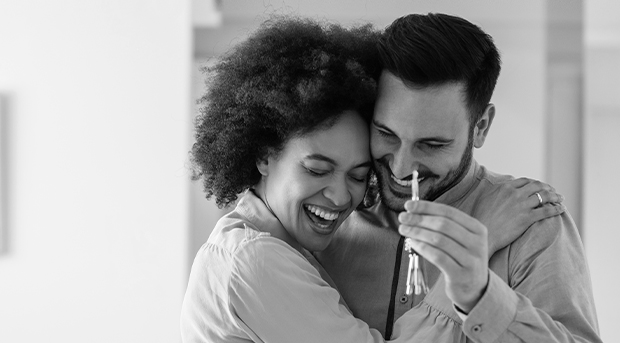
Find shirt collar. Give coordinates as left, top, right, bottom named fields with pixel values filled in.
left=235, top=190, right=304, bottom=253
left=434, top=159, right=481, bottom=206
left=236, top=190, right=281, bottom=231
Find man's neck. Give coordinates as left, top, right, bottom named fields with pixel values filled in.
left=434, top=159, right=479, bottom=206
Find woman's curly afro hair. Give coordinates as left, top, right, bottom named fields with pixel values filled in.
left=190, top=16, right=381, bottom=208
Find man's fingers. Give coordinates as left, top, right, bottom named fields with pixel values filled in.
left=403, top=200, right=484, bottom=235
left=401, top=236, right=462, bottom=272
left=398, top=220, right=471, bottom=253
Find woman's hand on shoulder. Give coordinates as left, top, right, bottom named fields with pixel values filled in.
left=473, top=177, right=565, bottom=257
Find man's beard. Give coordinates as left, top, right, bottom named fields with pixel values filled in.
left=375, top=132, right=474, bottom=212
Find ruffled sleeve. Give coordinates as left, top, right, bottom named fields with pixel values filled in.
left=391, top=274, right=468, bottom=343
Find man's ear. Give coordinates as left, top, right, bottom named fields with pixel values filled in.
left=473, top=104, right=495, bottom=148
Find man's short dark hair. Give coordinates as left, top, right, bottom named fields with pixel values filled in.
left=377, top=13, right=501, bottom=125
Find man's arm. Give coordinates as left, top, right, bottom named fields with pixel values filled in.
left=399, top=202, right=601, bottom=342
left=460, top=213, right=601, bottom=343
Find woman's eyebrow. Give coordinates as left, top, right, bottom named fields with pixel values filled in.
left=304, top=154, right=372, bottom=169
left=305, top=154, right=336, bottom=165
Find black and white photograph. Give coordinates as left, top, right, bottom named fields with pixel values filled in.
left=0, top=1, right=617, bottom=342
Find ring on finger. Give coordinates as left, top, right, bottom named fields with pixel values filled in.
left=535, top=192, right=543, bottom=207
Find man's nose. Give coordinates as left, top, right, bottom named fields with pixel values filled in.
left=322, top=178, right=351, bottom=207
left=390, top=145, right=419, bottom=179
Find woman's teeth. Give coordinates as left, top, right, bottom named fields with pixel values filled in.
left=305, top=205, right=339, bottom=221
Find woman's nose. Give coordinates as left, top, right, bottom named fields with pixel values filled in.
left=322, top=179, right=351, bottom=207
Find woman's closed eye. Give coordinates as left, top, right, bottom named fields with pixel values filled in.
left=305, top=166, right=367, bottom=183
left=349, top=167, right=370, bottom=183
left=304, top=167, right=328, bottom=177
left=347, top=174, right=366, bottom=183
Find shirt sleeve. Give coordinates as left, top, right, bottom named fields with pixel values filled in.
left=460, top=213, right=602, bottom=343
left=229, top=237, right=421, bottom=343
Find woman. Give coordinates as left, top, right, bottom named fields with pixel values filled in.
left=181, top=17, right=561, bottom=342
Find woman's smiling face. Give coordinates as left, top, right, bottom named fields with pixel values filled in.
left=256, top=110, right=371, bottom=252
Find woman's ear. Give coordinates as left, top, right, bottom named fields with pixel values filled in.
left=256, top=158, right=269, bottom=176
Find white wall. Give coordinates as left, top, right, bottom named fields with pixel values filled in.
left=0, top=1, right=192, bottom=342
left=188, top=59, right=231, bottom=266
left=584, top=1, right=620, bottom=342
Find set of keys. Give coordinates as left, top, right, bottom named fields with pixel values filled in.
left=404, top=169, right=429, bottom=296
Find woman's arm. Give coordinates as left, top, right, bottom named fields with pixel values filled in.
left=229, top=237, right=417, bottom=343
left=471, top=177, right=565, bottom=257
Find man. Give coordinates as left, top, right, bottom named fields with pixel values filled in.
left=316, top=13, right=601, bottom=342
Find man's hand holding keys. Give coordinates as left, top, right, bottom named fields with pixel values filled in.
left=398, top=200, right=489, bottom=313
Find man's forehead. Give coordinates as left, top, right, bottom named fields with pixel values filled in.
left=374, top=104, right=466, bottom=135
left=374, top=116, right=460, bottom=141
left=374, top=76, right=469, bottom=137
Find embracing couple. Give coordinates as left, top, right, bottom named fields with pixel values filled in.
left=181, top=13, right=601, bottom=343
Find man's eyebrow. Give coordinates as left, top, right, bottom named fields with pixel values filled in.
left=372, top=120, right=394, bottom=133
left=373, top=119, right=453, bottom=144
left=305, top=154, right=372, bottom=169
left=420, top=137, right=454, bottom=144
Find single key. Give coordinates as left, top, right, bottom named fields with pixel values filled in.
left=404, top=170, right=429, bottom=296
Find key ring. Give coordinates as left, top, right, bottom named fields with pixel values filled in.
left=404, top=169, right=429, bottom=296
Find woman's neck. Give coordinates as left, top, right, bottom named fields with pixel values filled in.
left=250, top=186, right=305, bottom=254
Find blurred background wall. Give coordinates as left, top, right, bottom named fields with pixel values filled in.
left=0, top=0, right=192, bottom=342
left=1, top=0, right=618, bottom=342
left=583, top=1, right=620, bottom=340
